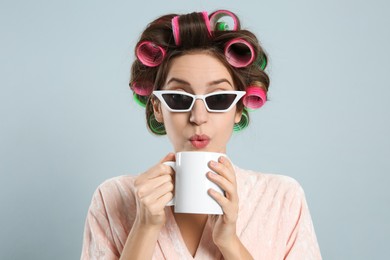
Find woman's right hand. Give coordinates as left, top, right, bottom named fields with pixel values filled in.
left=133, top=153, right=175, bottom=230
left=119, top=153, right=175, bottom=260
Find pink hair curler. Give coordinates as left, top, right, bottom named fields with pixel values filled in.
left=209, top=10, right=239, bottom=31
left=202, top=12, right=211, bottom=36
left=243, top=86, right=267, bottom=109
left=136, top=41, right=166, bottom=67
left=201, top=11, right=212, bottom=36
left=171, top=16, right=181, bottom=46
left=131, top=81, right=154, bottom=96
left=224, top=38, right=255, bottom=68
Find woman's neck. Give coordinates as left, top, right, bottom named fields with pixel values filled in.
left=173, top=212, right=209, bottom=257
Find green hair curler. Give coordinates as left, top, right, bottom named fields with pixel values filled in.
left=216, top=22, right=229, bottom=31
left=256, top=54, right=267, bottom=70
left=133, top=93, right=148, bottom=108
left=148, top=114, right=166, bottom=135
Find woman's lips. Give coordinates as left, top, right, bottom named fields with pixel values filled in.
left=189, top=135, right=210, bottom=149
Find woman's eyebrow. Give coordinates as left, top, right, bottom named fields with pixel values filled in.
left=208, top=79, right=233, bottom=87
left=166, top=77, right=190, bottom=85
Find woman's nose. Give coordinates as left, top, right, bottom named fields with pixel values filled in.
left=189, top=99, right=208, bottom=125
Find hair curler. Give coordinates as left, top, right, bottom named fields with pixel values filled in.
left=224, top=38, right=255, bottom=68
left=131, top=81, right=154, bottom=96
left=136, top=41, right=166, bottom=67
left=171, top=16, right=181, bottom=46
left=201, top=11, right=212, bottom=36
left=149, top=114, right=166, bottom=135
left=256, top=54, right=268, bottom=70
left=216, top=22, right=229, bottom=31
left=209, top=10, right=238, bottom=31
left=133, top=93, right=148, bottom=107
left=243, top=86, right=267, bottom=109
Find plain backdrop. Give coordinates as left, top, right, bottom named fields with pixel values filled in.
left=1, top=0, right=389, bottom=259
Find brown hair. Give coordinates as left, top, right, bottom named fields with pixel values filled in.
left=130, top=11, right=270, bottom=135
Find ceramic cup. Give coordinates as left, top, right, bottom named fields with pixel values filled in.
left=164, top=151, right=227, bottom=214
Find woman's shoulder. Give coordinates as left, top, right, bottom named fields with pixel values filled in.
left=234, top=165, right=305, bottom=198
left=89, top=174, right=139, bottom=207
left=235, top=165, right=302, bottom=186
left=98, top=174, right=137, bottom=191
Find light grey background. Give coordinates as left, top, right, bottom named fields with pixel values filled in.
left=1, top=0, right=389, bottom=259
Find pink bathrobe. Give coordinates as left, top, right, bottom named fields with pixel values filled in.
left=81, top=165, right=322, bottom=259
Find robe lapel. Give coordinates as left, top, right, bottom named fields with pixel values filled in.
left=193, top=216, right=222, bottom=260
left=157, top=207, right=191, bottom=259
left=157, top=207, right=222, bottom=259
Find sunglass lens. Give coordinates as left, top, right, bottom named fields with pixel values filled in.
left=206, top=94, right=237, bottom=110
left=162, top=93, right=193, bottom=110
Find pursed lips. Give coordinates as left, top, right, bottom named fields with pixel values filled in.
left=189, top=134, right=210, bottom=149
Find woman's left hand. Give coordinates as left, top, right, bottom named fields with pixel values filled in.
left=207, top=155, right=239, bottom=248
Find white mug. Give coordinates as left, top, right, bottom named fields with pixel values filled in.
left=164, top=151, right=227, bottom=215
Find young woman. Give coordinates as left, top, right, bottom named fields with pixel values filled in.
left=81, top=10, right=322, bottom=259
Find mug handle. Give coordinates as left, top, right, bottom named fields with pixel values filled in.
left=163, top=161, right=175, bottom=206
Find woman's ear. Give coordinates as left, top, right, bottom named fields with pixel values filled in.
left=234, top=107, right=243, bottom=124
left=152, top=98, right=164, bottom=123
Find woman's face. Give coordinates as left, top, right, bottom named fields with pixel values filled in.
left=153, top=52, right=242, bottom=153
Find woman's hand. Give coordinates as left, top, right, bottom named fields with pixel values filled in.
left=120, top=153, right=175, bottom=260
left=207, top=156, right=253, bottom=259
left=133, top=153, right=175, bottom=229
left=207, top=156, right=239, bottom=246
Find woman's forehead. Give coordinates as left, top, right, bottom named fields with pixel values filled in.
left=165, top=53, right=233, bottom=86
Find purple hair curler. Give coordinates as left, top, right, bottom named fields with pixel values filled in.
left=243, top=86, right=267, bottom=109
left=209, top=10, right=239, bottom=31
left=136, top=41, right=166, bottom=67
left=224, top=38, right=255, bottom=68
left=172, top=11, right=211, bottom=46
left=131, top=81, right=154, bottom=96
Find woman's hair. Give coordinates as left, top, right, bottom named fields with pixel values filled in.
left=130, top=10, right=270, bottom=135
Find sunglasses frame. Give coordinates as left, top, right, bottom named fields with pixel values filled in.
left=153, top=90, right=246, bottom=113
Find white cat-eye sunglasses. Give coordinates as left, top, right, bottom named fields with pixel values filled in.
left=153, top=90, right=246, bottom=113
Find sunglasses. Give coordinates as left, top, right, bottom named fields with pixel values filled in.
left=153, top=90, right=246, bottom=112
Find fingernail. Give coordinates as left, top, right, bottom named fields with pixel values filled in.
left=207, top=171, right=216, bottom=178
left=210, top=161, right=217, bottom=167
